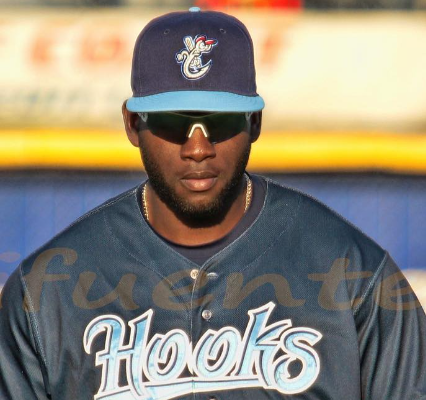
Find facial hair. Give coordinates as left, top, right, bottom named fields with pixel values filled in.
left=140, top=143, right=251, bottom=227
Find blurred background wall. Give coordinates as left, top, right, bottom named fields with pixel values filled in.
left=0, top=0, right=425, bottom=305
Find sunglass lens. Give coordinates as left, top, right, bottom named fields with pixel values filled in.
left=205, top=114, right=249, bottom=143
left=146, top=113, right=189, bottom=144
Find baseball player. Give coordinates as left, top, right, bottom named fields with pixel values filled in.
left=1, top=8, right=425, bottom=400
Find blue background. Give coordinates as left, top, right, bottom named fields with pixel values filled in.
left=1, top=172, right=425, bottom=285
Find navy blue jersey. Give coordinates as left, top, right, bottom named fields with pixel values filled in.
left=1, top=176, right=425, bottom=400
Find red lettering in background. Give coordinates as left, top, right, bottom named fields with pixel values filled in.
left=260, top=31, right=286, bottom=68
left=80, top=33, right=129, bottom=65
left=195, top=0, right=301, bottom=8
left=30, top=22, right=74, bottom=66
left=31, top=32, right=56, bottom=65
left=30, top=25, right=132, bottom=68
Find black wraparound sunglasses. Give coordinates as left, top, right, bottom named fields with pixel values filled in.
left=137, top=112, right=252, bottom=145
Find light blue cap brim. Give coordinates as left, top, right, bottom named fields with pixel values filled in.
left=126, top=91, right=265, bottom=112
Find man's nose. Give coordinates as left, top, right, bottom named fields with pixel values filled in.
left=180, top=124, right=216, bottom=162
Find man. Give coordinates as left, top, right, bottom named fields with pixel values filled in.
left=0, top=7, right=425, bottom=400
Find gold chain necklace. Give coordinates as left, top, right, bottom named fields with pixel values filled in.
left=244, top=173, right=252, bottom=212
left=142, top=174, right=252, bottom=222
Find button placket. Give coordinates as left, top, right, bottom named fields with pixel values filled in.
left=190, top=265, right=219, bottom=400
left=199, top=269, right=218, bottom=322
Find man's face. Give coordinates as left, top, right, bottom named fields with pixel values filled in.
left=136, top=113, right=253, bottom=225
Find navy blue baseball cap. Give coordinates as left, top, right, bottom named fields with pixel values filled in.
left=126, top=7, right=265, bottom=113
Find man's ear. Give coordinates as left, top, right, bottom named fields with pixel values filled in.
left=250, top=111, right=262, bottom=143
left=122, top=100, right=141, bottom=147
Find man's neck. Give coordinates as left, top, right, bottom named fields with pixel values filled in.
left=143, top=180, right=248, bottom=246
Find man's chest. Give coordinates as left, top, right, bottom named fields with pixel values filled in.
left=36, top=257, right=363, bottom=400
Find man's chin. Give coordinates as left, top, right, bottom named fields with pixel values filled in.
left=170, top=198, right=230, bottom=227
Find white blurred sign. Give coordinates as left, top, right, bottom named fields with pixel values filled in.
left=404, top=270, right=426, bottom=310
left=1, top=10, right=426, bottom=130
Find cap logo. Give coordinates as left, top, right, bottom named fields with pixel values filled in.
left=175, top=34, right=218, bottom=80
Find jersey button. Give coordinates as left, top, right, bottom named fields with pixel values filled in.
left=207, top=272, right=218, bottom=279
left=202, top=309, right=212, bottom=321
left=190, top=269, right=199, bottom=280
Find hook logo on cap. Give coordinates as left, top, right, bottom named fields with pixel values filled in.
left=175, top=34, right=218, bottom=80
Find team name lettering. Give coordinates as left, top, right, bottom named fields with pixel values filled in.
left=83, top=302, right=322, bottom=400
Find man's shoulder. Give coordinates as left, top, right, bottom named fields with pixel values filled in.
left=262, top=176, right=386, bottom=260
left=20, top=185, right=141, bottom=275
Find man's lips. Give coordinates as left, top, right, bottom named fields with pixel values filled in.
left=181, top=171, right=218, bottom=192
